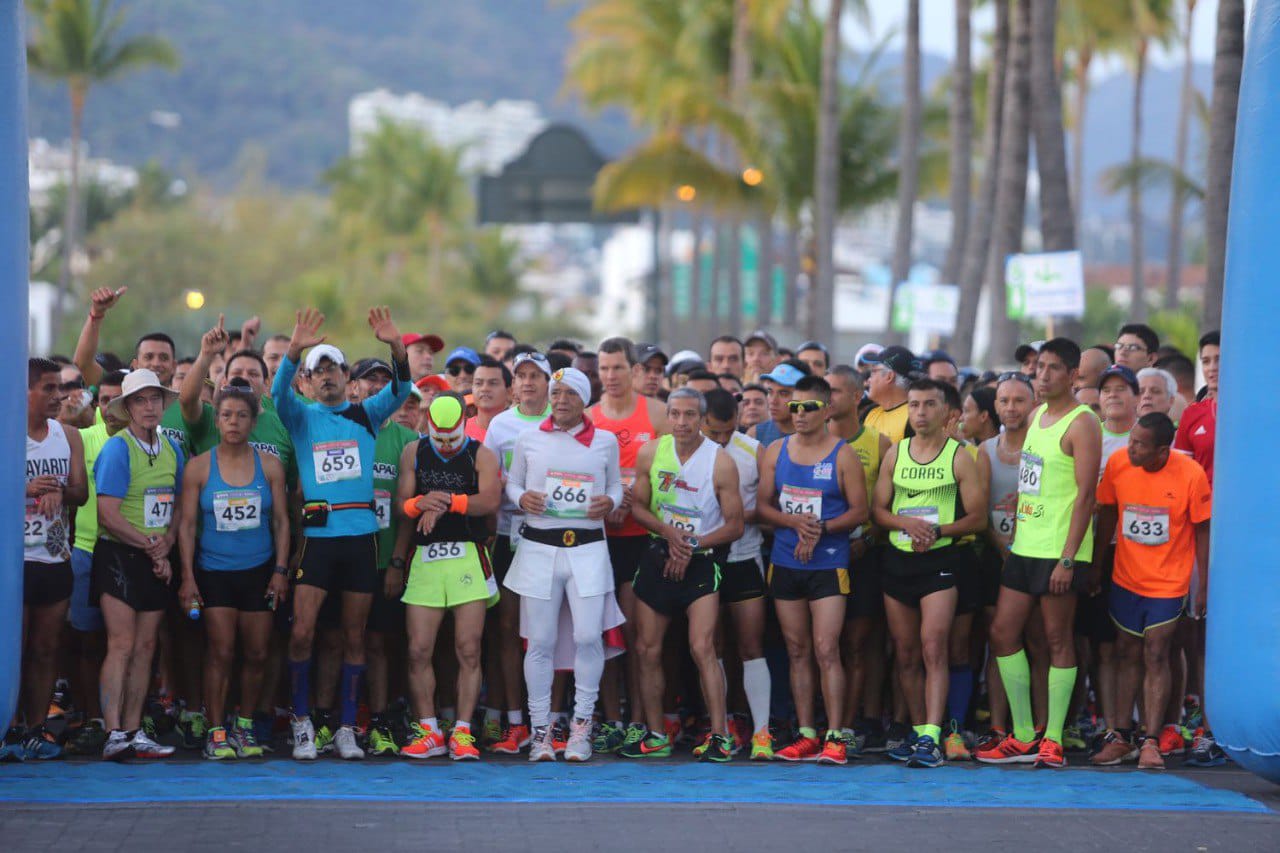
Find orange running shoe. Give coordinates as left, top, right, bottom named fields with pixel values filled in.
left=975, top=733, right=1039, bottom=764
left=1138, top=737, right=1165, bottom=770
left=1157, top=724, right=1185, bottom=757
left=1033, top=738, right=1066, bottom=769
left=663, top=717, right=682, bottom=744
left=817, top=733, right=847, bottom=766
left=488, top=724, right=531, bottom=754
left=449, top=728, right=480, bottom=761
left=401, top=724, right=446, bottom=759
left=775, top=735, right=822, bottom=762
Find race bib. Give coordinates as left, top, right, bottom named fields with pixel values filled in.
left=1123, top=504, right=1171, bottom=546
left=419, top=541, right=467, bottom=562
left=893, top=505, right=940, bottom=547
left=544, top=470, right=593, bottom=518
left=23, top=502, right=47, bottom=549
left=144, top=487, right=174, bottom=529
left=1018, top=451, right=1043, bottom=497
left=780, top=485, right=822, bottom=518
left=660, top=504, right=702, bottom=535
left=313, top=440, right=361, bottom=484
left=991, top=502, right=1016, bottom=539
left=374, top=489, right=391, bottom=530
left=621, top=467, right=637, bottom=489
left=213, top=490, right=261, bottom=532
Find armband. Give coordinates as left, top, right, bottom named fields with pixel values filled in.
left=449, top=493, right=469, bottom=515
left=403, top=496, right=425, bottom=519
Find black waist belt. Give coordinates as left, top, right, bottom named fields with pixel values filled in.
left=519, top=524, right=604, bottom=548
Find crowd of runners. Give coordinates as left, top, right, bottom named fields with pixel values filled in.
left=8, top=284, right=1225, bottom=770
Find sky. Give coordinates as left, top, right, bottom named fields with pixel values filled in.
left=846, top=1, right=1235, bottom=71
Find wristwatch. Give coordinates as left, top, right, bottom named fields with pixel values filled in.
left=817, top=519, right=828, bottom=536
left=685, top=535, right=701, bottom=551
left=389, top=556, right=407, bottom=570
left=1059, top=557, right=1075, bottom=570
left=273, top=565, right=290, bottom=577
left=931, top=524, right=943, bottom=539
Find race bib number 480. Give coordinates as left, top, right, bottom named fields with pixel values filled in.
left=1123, top=504, right=1170, bottom=546
left=1018, top=451, right=1044, bottom=497
left=544, top=470, right=593, bottom=518
left=313, top=440, right=361, bottom=484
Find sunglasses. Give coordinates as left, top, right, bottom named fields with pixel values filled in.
left=996, top=371, right=1034, bottom=387
left=788, top=400, right=827, bottom=413
left=447, top=363, right=477, bottom=376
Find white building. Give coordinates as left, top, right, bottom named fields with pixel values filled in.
left=28, top=281, right=68, bottom=356
left=591, top=225, right=650, bottom=341
left=28, top=137, right=138, bottom=210
left=348, top=90, right=547, bottom=175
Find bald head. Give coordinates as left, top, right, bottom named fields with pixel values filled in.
left=1075, top=347, right=1112, bottom=392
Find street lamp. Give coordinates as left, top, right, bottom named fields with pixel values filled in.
left=676, top=184, right=697, bottom=203
left=185, top=289, right=205, bottom=310
left=742, top=167, right=764, bottom=187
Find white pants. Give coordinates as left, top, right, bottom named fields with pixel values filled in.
left=522, top=558, right=606, bottom=728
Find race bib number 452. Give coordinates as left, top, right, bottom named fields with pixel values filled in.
left=544, top=470, right=593, bottom=518
left=213, top=490, right=261, bottom=532
left=313, top=440, right=361, bottom=484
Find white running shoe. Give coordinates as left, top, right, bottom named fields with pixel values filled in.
left=102, top=729, right=134, bottom=761
left=130, top=729, right=175, bottom=759
left=335, top=725, right=365, bottom=760
left=291, top=715, right=317, bottom=761
left=564, top=718, right=593, bottom=763
left=528, top=726, right=556, bottom=762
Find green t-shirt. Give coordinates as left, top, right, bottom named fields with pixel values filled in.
left=373, top=422, right=418, bottom=568
left=159, top=402, right=189, bottom=458
left=184, top=400, right=298, bottom=489
left=74, top=422, right=112, bottom=553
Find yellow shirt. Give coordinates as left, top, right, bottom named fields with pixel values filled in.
left=865, top=402, right=909, bottom=443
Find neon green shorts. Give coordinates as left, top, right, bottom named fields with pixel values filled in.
left=402, top=541, right=499, bottom=609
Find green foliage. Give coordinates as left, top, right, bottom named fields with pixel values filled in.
left=1149, top=304, right=1202, bottom=357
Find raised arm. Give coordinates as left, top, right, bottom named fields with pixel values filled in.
left=181, top=315, right=229, bottom=425
left=73, top=286, right=128, bottom=387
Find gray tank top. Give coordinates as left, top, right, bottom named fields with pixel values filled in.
left=983, top=435, right=1020, bottom=545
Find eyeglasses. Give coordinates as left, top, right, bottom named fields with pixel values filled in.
left=59, top=380, right=85, bottom=392
left=1114, top=342, right=1147, bottom=353
left=447, top=363, right=477, bottom=376
left=788, top=400, right=828, bottom=413
left=996, top=371, right=1034, bottom=387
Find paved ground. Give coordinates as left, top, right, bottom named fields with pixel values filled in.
left=0, top=755, right=1274, bottom=852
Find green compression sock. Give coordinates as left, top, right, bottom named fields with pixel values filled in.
left=996, top=650, right=1035, bottom=743
left=1046, top=666, right=1078, bottom=744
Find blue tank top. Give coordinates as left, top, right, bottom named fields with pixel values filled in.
left=770, top=437, right=850, bottom=571
left=199, top=447, right=274, bottom=571
left=755, top=419, right=785, bottom=450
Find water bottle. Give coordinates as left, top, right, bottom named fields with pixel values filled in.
left=187, top=598, right=202, bottom=621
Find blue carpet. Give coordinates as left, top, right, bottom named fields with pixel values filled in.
left=0, top=762, right=1267, bottom=812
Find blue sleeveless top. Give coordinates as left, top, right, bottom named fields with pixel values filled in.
left=755, top=419, right=785, bottom=450
left=198, top=447, right=274, bottom=571
left=770, top=437, right=850, bottom=571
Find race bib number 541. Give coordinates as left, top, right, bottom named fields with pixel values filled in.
left=780, top=485, right=822, bottom=517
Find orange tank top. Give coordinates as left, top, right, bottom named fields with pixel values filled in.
left=590, top=394, right=658, bottom=537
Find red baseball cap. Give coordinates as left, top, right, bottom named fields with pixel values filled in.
left=415, top=374, right=450, bottom=393
left=401, top=332, right=445, bottom=353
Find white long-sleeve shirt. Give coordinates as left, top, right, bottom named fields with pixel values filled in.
left=505, top=419, right=623, bottom=532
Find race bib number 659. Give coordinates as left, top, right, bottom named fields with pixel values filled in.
left=313, top=440, right=361, bottom=484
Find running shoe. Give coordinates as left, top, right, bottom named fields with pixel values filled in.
left=528, top=726, right=556, bottom=762
left=231, top=721, right=265, bottom=759
left=0, top=727, right=26, bottom=763
left=551, top=719, right=569, bottom=755
left=291, top=716, right=318, bottom=761
left=334, top=725, right=365, bottom=760
left=132, top=728, right=175, bottom=759
left=750, top=729, right=774, bottom=761
left=692, top=732, right=713, bottom=758
left=449, top=728, right=481, bottom=761
left=592, top=722, right=626, bottom=755
left=858, top=719, right=887, bottom=753
left=178, top=710, right=208, bottom=750
left=1032, top=737, right=1066, bottom=769
left=621, top=722, right=647, bottom=753
left=817, top=731, right=847, bottom=766
left=907, top=734, right=944, bottom=768
left=203, top=726, right=236, bottom=760
left=564, top=718, right=593, bottom=763
left=1138, top=737, right=1165, bottom=770
left=728, top=716, right=750, bottom=755
left=663, top=717, right=682, bottom=744
left=886, top=732, right=919, bottom=762
left=20, top=726, right=62, bottom=760
left=367, top=717, right=400, bottom=757
left=774, top=734, right=822, bottom=762
left=976, top=733, right=1039, bottom=764
left=402, top=723, right=446, bottom=759
left=975, top=728, right=1006, bottom=753
left=313, top=721, right=335, bottom=755
left=140, top=713, right=161, bottom=744
left=1183, top=696, right=1204, bottom=732
left=884, top=721, right=913, bottom=753
left=482, top=717, right=504, bottom=748
left=1063, top=725, right=1087, bottom=753
left=1089, top=730, right=1137, bottom=766
left=944, top=729, right=972, bottom=762
left=489, top=724, right=531, bottom=754
left=1157, top=724, right=1185, bottom=757
left=700, top=733, right=733, bottom=763
left=1184, top=730, right=1227, bottom=768
left=102, top=729, right=133, bottom=762
left=47, top=678, right=72, bottom=720
left=618, top=731, right=671, bottom=759
left=65, top=718, right=107, bottom=756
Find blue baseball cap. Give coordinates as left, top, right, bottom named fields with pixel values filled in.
left=1098, top=364, right=1139, bottom=394
left=759, top=363, right=806, bottom=388
left=444, top=346, right=481, bottom=367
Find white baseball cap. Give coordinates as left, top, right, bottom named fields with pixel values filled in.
left=304, top=344, right=347, bottom=372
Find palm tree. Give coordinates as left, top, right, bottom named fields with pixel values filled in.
left=812, top=0, right=846, bottom=346
left=1165, top=0, right=1196, bottom=308
left=1203, top=0, right=1243, bottom=331
left=1029, top=0, right=1080, bottom=340
left=953, top=0, right=1009, bottom=365
left=26, top=0, right=178, bottom=343
left=1121, top=0, right=1176, bottom=321
left=942, top=0, right=973, bottom=286
left=986, top=0, right=1031, bottom=366
left=889, top=0, right=922, bottom=340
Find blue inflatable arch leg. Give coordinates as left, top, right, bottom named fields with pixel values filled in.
left=1210, top=0, right=1280, bottom=784
left=0, top=0, right=30, bottom=729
